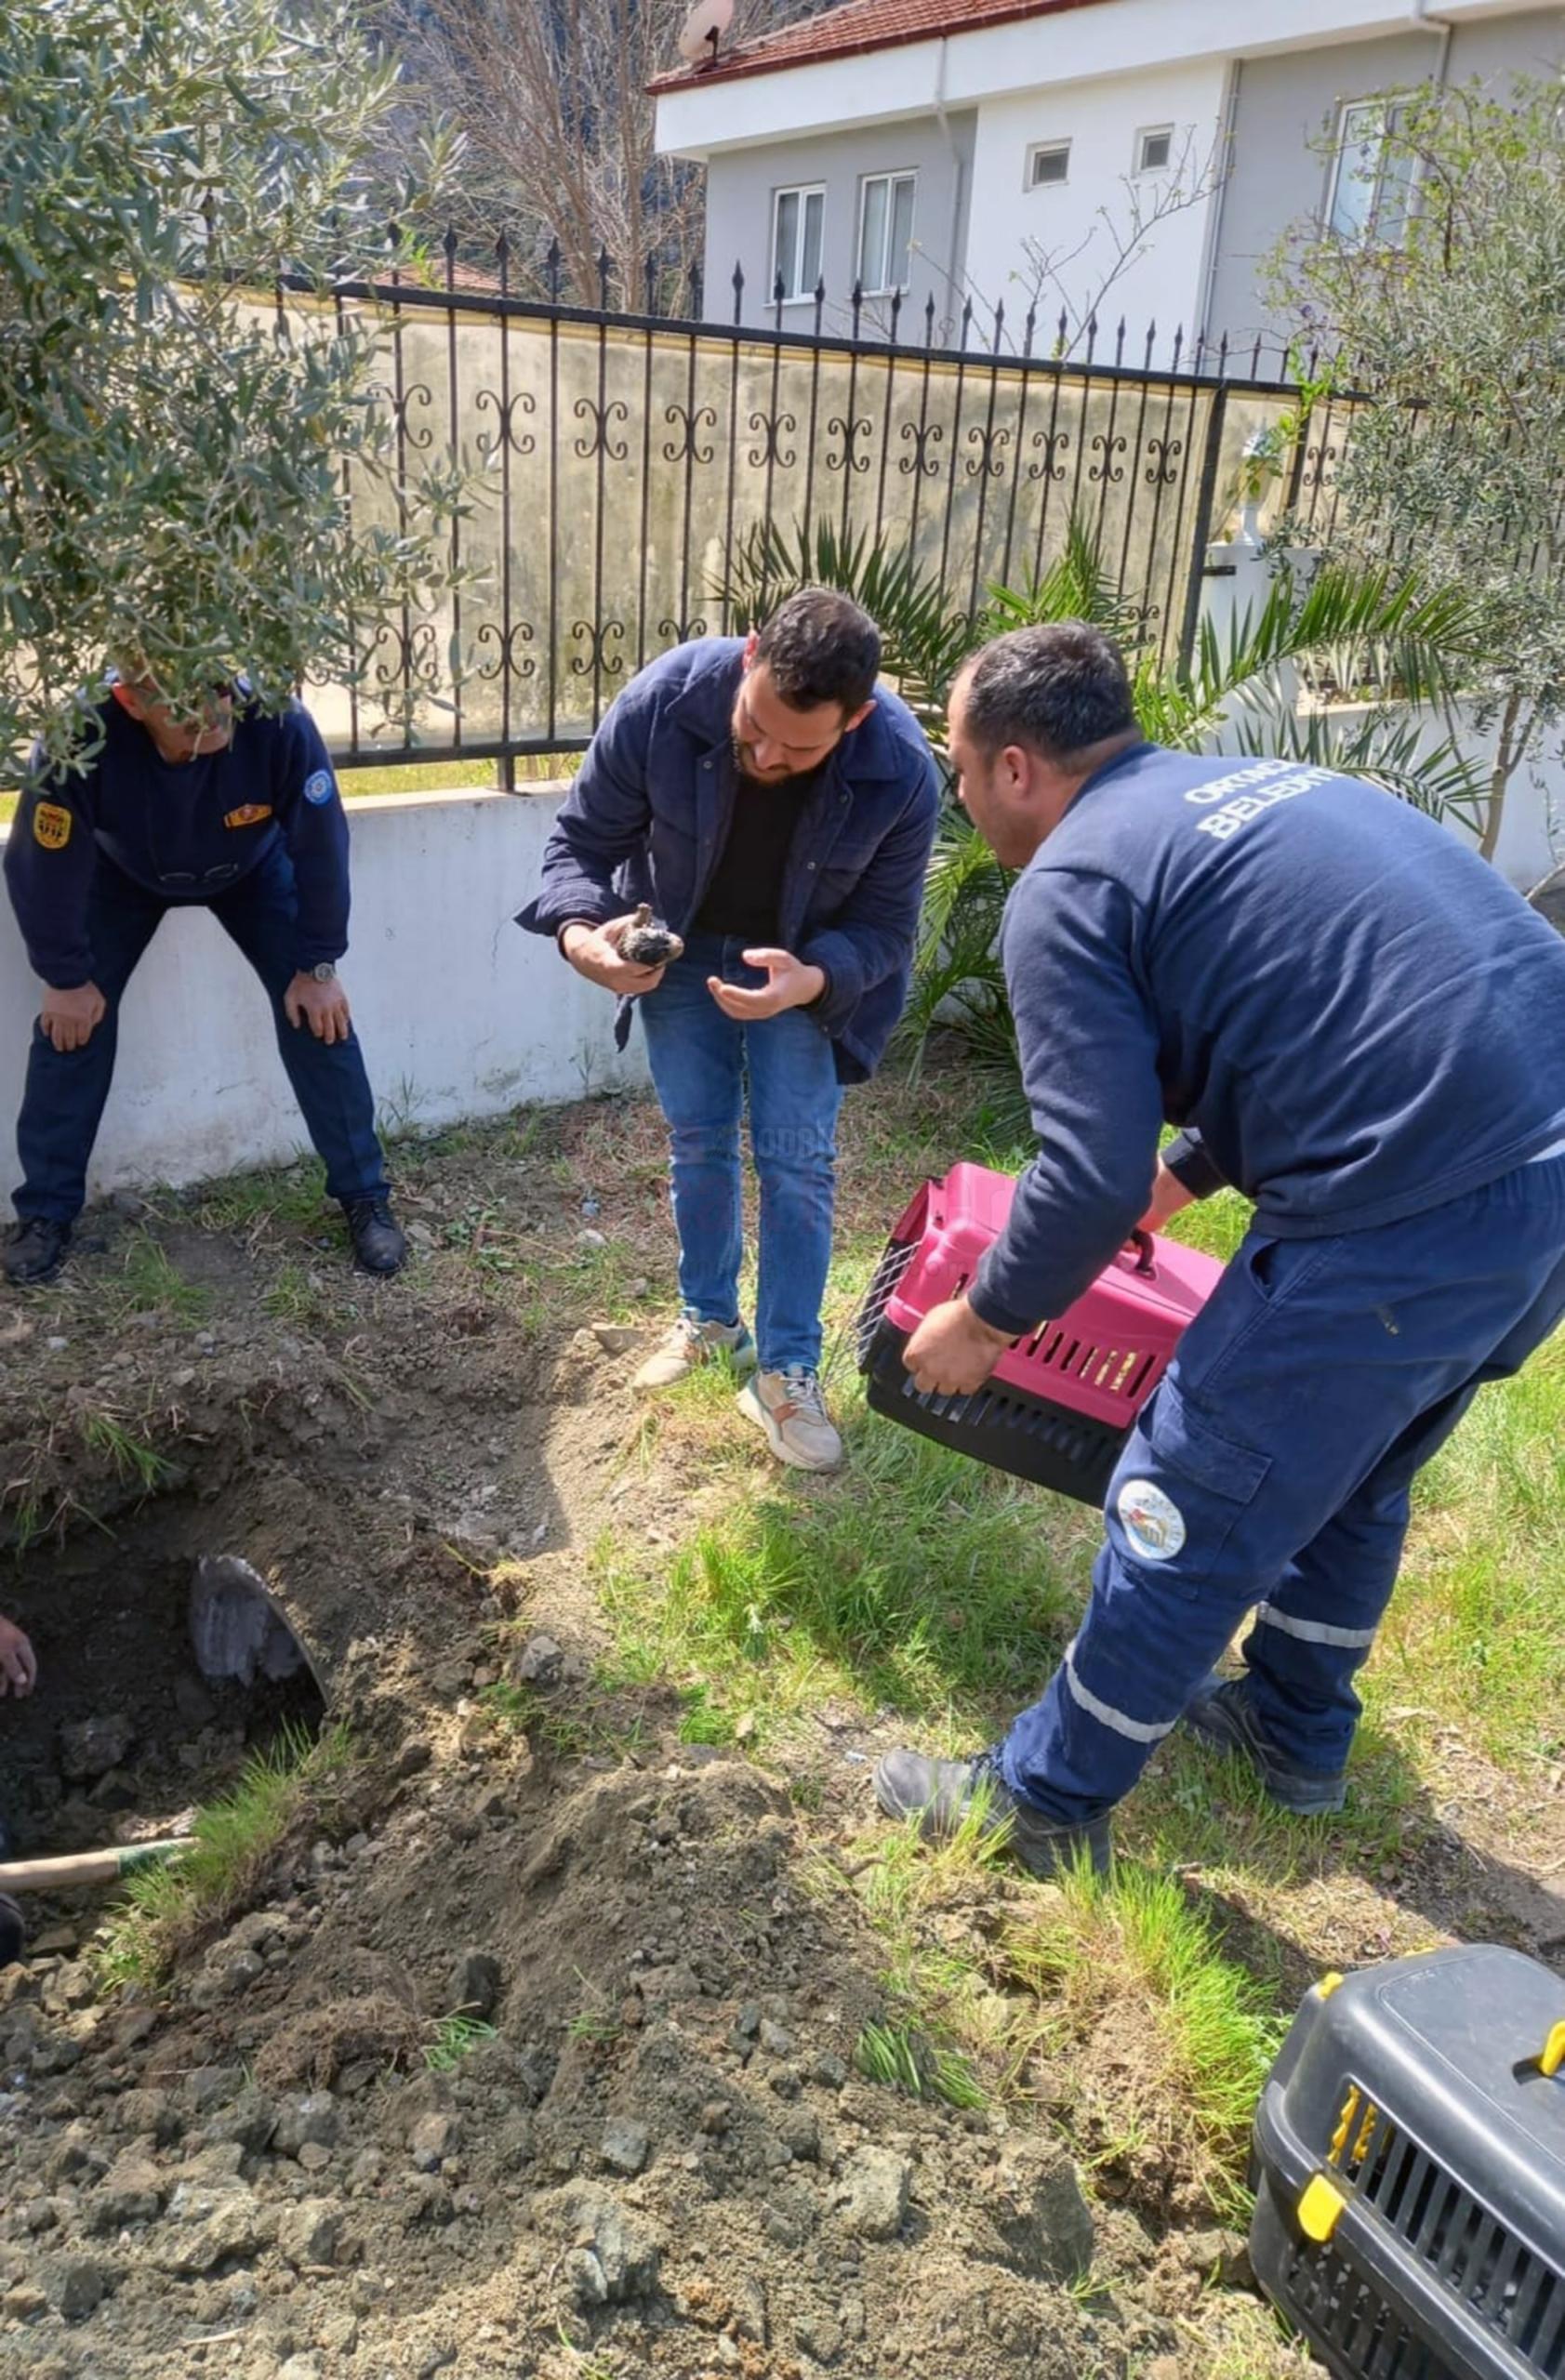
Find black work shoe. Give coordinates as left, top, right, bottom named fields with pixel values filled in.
left=0, top=1895, right=22, bottom=1970
left=1182, top=1676, right=1347, bottom=1816
left=3, top=1217, right=72, bottom=1287
left=874, top=1746, right=1112, bottom=1879
left=342, top=1197, right=407, bottom=1276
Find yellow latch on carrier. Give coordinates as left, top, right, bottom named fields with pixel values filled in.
left=1297, top=2174, right=1348, bottom=2243
left=1541, top=2020, right=1565, bottom=2080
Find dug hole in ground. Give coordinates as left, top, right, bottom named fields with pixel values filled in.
left=0, top=1081, right=1557, bottom=2380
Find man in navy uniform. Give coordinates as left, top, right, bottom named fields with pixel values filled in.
left=876, top=621, right=1565, bottom=1873
left=521, top=589, right=939, bottom=1471
left=3, top=674, right=406, bottom=1284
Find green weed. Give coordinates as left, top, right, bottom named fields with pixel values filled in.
left=92, top=1722, right=355, bottom=1991
left=854, top=2019, right=987, bottom=2109
left=80, top=1408, right=174, bottom=1492
left=425, top=2014, right=499, bottom=2071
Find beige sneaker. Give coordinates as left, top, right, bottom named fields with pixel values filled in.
left=736, top=1367, right=843, bottom=1472
left=632, top=1314, right=757, bottom=1392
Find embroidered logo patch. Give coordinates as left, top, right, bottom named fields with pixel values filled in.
left=1117, top=1477, right=1187, bottom=1563
left=302, top=769, right=336, bottom=807
left=224, top=803, right=272, bottom=830
left=33, top=801, right=73, bottom=851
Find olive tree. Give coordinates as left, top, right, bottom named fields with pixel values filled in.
left=1270, top=77, right=1565, bottom=871
left=0, top=0, right=463, bottom=780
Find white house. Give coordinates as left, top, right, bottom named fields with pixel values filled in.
left=652, top=0, right=1565, bottom=356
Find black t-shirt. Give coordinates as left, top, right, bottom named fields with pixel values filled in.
left=693, top=766, right=820, bottom=942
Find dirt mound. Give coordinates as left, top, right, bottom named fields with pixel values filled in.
left=0, top=1716, right=1183, bottom=2379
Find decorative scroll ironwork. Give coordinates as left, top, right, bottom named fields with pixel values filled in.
left=318, top=244, right=1358, bottom=770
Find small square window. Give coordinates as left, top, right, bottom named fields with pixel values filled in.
left=1027, top=140, right=1071, bottom=190
left=1136, top=126, right=1174, bottom=175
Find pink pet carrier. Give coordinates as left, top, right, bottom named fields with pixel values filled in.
left=855, top=1160, right=1226, bottom=1504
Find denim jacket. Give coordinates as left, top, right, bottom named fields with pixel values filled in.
left=517, top=638, right=940, bottom=1082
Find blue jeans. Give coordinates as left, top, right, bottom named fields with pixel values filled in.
left=639, top=932, right=842, bottom=1373
left=13, top=841, right=389, bottom=1223
left=1001, top=1151, right=1565, bottom=1825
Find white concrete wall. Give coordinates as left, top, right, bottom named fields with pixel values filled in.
left=962, top=57, right=1230, bottom=340
left=0, top=789, right=647, bottom=1204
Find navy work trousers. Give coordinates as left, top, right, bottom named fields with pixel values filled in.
left=12, top=842, right=389, bottom=1223
left=1001, top=1149, right=1565, bottom=1823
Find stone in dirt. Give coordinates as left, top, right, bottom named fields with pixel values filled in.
left=972, top=2142, right=1095, bottom=2284
left=272, top=2093, right=340, bottom=2155
left=836, top=2148, right=911, bottom=2241
left=540, top=2185, right=660, bottom=2307
left=447, top=1949, right=502, bottom=2021
left=40, top=2254, right=109, bottom=2320
left=512, top=1633, right=564, bottom=1687
left=153, top=2179, right=271, bottom=2274
left=600, top=2116, right=650, bottom=2175
left=590, top=1322, right=638, bottom=1355
left=276, top=2199, right=345, bottom=2268
left=411, top=2112, right=460, bottom=2171
left=58, top=1714, right=135, bottom=1782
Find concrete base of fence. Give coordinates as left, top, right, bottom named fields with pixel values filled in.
left=0, top=788, right=648, bottom=1209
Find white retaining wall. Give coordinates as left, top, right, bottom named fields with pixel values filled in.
left=0, top=788, right=647, bottom=1205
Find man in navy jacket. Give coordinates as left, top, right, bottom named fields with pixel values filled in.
left=520, top=590, right=939, bottom=1470
left=4, top=675, right=405, bottom=1284
left=876, top=621, right=1565, bottom=1873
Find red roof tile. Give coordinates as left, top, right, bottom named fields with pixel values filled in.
left=650, top=0, right=1109, bottom=92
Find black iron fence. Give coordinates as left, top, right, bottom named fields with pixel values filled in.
left=315, top=241, right=1363, bottom=774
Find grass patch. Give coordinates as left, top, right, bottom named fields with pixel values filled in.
left=597, top=1391, right=1091, bottom=1733
left=1001, top=1858, right=1285, bottom=2218
left=1372, top=1333, right=1565, bottom=1773
left=79, top=1408, right=176, bottom=1493
left=112, top=1229, right=213, bottom=1325
left=425, top=2014, right=499, bottom=2070
left=91, top=1720, right=355, bottom=1991
left=854, top=2018, right=987, bottom=2109
left=191, top=1154, right=330, bottom=1238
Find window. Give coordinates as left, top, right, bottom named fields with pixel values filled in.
left=857, top=171, right=916, bottom=295
left=1026, top=139, right=1071, bottom=190
left=1327, top=97, right=1418, bottom=245
left=1135, top=125, right=1174, bottom=175
left=771, top=184, right=825, bottom=302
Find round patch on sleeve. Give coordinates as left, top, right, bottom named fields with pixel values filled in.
left=1116, top=1477, right=1187, bottom=1563
left=33, top=800, right=73, bottom=851
left=302, top=768, right=337, bottom=807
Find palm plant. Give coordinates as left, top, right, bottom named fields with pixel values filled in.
left=715, top=518, right=1484, bottom=1123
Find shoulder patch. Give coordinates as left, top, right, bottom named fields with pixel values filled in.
left=302, top=768, right=336, bottom=807
left=224, top=803, right=273, bottom=830
left=33, top=801, right=73, bottom=852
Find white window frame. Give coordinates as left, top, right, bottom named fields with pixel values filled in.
left=856, top=169, right=917, bottom=297
left=1025, top=139, right=1072, bottom=192
left=1134, top=124, right=1175, bottom=177
left=770, top=182, right=826, bottom=304
left=1325, top=94, right=1419, bottom=246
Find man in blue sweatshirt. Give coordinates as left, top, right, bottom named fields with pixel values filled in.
left=876, top=622, right=1565, bottom=1875
left=3, top=676, right=405, bottom=1284
left=520, top=591, right=939, bottom=1472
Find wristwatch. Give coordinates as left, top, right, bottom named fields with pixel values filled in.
left=310, top=962, right=338, bottom=985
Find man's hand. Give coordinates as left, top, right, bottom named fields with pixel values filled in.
left=41, top=982, right=106, bottom=1053
left=903, top=1296, right=1015, bottom=1396
left=562, top=917, right=668, bottom=997
left=708, top=948, right=825, bottom=1022
left=0, top=1616, right=37, bottom=1698
left=1138, top=1159, right=1195, bottom=1235
left=285, top=972, right=352, bottom=1044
